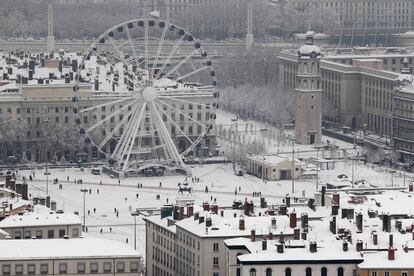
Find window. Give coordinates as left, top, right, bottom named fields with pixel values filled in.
left=402, top=272, right=408, bottom=276
left=15, top=265, right=23, bottom=275
left=131, top=262, right=139, bottom=272
left=384, top=272, right=390, bottom=276
left=40, top=264, right=48, bottom=274
left=250, top=268, right=257, bottom=276
left=55, top=107, right=59, bottom=113
left=371, top=272, right=377, bottom=276
left=17, top=108, right=21, bottom=114
left=65, top=116, right=69, bottom=123
left=77, top=263, right=85, bottom=274
left=213, top=273, right=219, bottom=276
left=103, top=262, right=111, bottom=273
left=286, top=268, right=292, bottom=276
left=266, top=268, right=273, bottom=276
left=338, top=267, right=344, bottom=276
left=15, top=231, right=21, bottom=239
left=59, top=229, right=65, bottom=238
left=27, top=108, right=31, bottom=114
left=306, top=267, right=312, bottom=276
left=2, top=265, right=11, bottom=275
left=64, top=107, right=69, bottom=113
left=35, top=230, right=43, bottom=239
left=90, top=263, right=98, bottom=273
left=117, top=262, right=125, bottom=273
left=59, top=263, right=67, bottom=274
left=28, top=264, right=36, bottom=275
left=213, top=243, right=219, bottom=252
left=25, top=230, right=31, bottom=239
left=237, top=268, right=241, bottom=276
left=213, top=257, right=219, bottom=267
left=48, top=229, right=54, bottom=238
left=321, top=267, right=327, bottom=276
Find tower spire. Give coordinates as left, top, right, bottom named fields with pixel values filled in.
left=46, top=1, right=55, bottom=53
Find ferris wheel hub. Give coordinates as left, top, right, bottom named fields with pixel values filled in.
left=142, top=86, right=158, bottom=102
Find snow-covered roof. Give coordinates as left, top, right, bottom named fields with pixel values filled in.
left=0, top=238, right=141, bottom=260
left=229, top=238, right=363, bottom=264
left=0, top=212, right=81, bottom=228
left=247, top=155, right=301, bottom=166
left=359, top=250, right=414, bottom=269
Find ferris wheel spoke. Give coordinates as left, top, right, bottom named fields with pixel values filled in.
left=112, top=102, right=142, bottom=161
left=125, top=27, right=139, bottom=65
left=154, top=102, right=195, bottom=147
left=107, top=36, right=130, bottom=69
left=158, top=95, right=211, bottom=108
left=164, top=49, right=199, bottom=78
left=154, top=34, right=186, bottom=80
left=122, top=102, right=147, bottom=171
left=157, top=99, right=208, bottom=128
left=98, top=109, right=135, bottom=150
left=144, top=19, right=149, bottom=72
left=174, top=65, right=210, bottom=83
left=86, top=99, right=139, bottom=133
left=149, top=102, right=184, bottom=166
left=150, top=25, right=168, bottom=79
left=79, top=97, right=135, bottom=114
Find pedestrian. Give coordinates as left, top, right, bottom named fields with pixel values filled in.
left=99, top=180, right=102, bottom=185
left=109, top=227, right=112, bottom=232
left=86, top=226, right=88, bottom=233
left=114, top=208, right=117, bottom=213
left=29, top=175, right=33, bottom=181
left=118, top=179, right=120, bottom=185
left=89, top=189, right=91, bottom=194
left=159, top=182, right=162, bottom=188
left=87, top=210, right=90, bottom=215
left=100, top=228, right=103, bottom=234
left=239, top=186, right=241, bottom=192
left=136, top=193, right=139, bottom=199
left=166, top=198, right=169, bottom=203
left=67, top=176, right=69, bottom=181
left=116, top=212, right=119, bottom=218
left=74, top=179, right=77, bottom=184
left=210, top=195, right=213, bottom=201
left=235, top=188, right=237, bottom=196
left=125, top=197, right=128, bottom=202
left=126, top=238, right=128, bottom=244
left=137, top=183, right=140, bottom=188
left=93, top=208, right=96, bottom=213
left=97, top=189, right=99, bottom=194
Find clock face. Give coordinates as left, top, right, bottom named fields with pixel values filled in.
left=310, top=52, right=317, bottom=58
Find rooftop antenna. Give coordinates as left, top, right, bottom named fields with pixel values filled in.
left=246, top=0, right=254, bottom=50
left=46, top=1, right=55, bottom=53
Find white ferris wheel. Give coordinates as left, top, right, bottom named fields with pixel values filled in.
left=72, top=18, right=219, bottom=176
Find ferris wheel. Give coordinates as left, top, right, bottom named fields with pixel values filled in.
left=72, top=18, right=219, bottom=176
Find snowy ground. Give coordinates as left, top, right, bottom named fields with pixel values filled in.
left=21, top=111, right=414, bottom=258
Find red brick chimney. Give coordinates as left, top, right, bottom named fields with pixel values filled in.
left=187, top=205, right=194, bottom=218
left=268, top=231, right=273, bottom=240
left=203, top=202, right=209, bottom=211
left=210, top=204, right=218, bottom=214
left=239, top=218, right=245, bottom=230
left=388, top=247, right=395, bottom=260
left=289, top=212, right=297, bottom=228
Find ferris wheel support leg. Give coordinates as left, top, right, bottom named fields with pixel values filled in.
left=150, top=102, right=185, bottom=168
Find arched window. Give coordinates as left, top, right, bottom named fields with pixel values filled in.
left=266, top=268, right=273, bottom=276
left=306, top=267, right=312, bottom=276
left=304, top=63, right=308, bottom=73
left=338, top=267, right=344, bottom=276
left=286, top=268, right=292, bottom=276
left=321, top=267, right=327, bottom=276
left=250, top=268, right=257, bottom=276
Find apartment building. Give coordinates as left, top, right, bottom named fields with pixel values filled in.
left=0, top=238, right=142, bottom=275
left=144, top=198, right=297, bottom=276
left=0, top=212, right=82, bottom=239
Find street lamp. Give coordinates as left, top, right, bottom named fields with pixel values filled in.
left=390, top=170, right=396, bottom=187
left=43, top=117, right=50, bottom=195
left=80, top=188, right=88, bottom=232
left=131, top=211, right=140, bottom=250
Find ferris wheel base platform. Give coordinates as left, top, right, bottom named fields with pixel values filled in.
left=102, top=163, right=191, bottom=178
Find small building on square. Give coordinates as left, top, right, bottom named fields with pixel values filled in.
left=246, top=155, right=302, bottom=181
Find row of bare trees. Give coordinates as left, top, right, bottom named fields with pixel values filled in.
left=0, top=0, right=340, bottom=40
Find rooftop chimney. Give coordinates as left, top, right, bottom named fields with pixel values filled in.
left=211, top=204, right=218, bottom=215
left=332, top=193, right=340, bottom=207
left=289, top=212, right=297, bottom=228
left=251, top=229, right=256, bottom=242
left=262, top=239, right=267, bottom=251
left=277, top=243, right=284, bottom=253
left=271, top=218, right=277, bottom=229
left=187, top=205, right=194, bottom=218
left=294, top=228, right=300, bottom=240
left=309, top=241, right=317, bottom=253
left=356, top=240, right=363, bottom=252
left=343, top=241, right=348, bottom=252
left=356, top=213, right=363, bottom=232
left=409, top=183, right=413, bottom=192
left=388, top=247, right=395, bottom=261
left=373, top=232, right=378, bottom=245
left=206, top=217, right=212, bottom=227
left=389, top=234, right=393, bottom=248
left=321, top=186, right=326, bottom=206
left=279, top=205, right=287, bottom=215
left=285, top=196, right=291, bottom=207
left=239, top=218, right=245, bottom=230
left=203, top=202, right=210, bottom=211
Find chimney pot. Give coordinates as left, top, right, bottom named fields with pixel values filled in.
left=388, top=247, right=395, bottom=260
